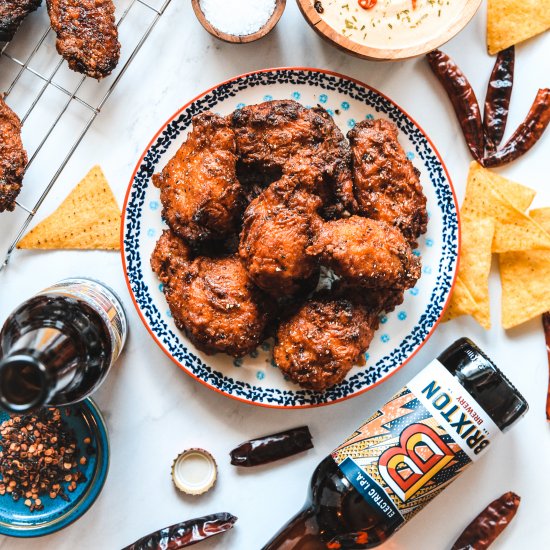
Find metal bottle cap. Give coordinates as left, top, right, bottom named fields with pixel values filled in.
left=171, top=448, right=218, bottom=496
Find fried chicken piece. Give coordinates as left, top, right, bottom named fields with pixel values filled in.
left=307, top=216, right=421, bottom=291
left=356, top=288, right=404, bottom=314
left=281, top=150, right=350, bottom=219
left=232, top=100, right=325, bottom=172
left=152, top=231, right=269, bottom=357
left=153, top=112, right=245, bottom=247
left=232, top=100, right=355, bottom=211
left=273, top=293, right=379, bottom=391
left=46, top=0, right=120, bottom=79
left=281, top=151, right=327, bottom=194
left=333, top=281, right=405, bottom=315
left=0, top=0, right=42, bottom=42
left=175, top=256, right=270, bottom=357
left=235, top=160, right=266, bottom=203
left=239, top=177, right=322, bottom=297
left=348, top=119, right=428, bottom=246
left=0, top=96, right=27, bottom=213
left=150, top=229, right=192, bottom=285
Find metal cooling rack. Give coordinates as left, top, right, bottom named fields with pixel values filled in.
left=0, top=0, right=173, bottom=271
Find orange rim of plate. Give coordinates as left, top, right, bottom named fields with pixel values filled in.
left=120, top=66, right=461, bottom=409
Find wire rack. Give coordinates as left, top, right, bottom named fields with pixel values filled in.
left=0, top=0, right=173, bottom=271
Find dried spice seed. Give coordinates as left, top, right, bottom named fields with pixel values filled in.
left=0, top=408, right=88, bottom=512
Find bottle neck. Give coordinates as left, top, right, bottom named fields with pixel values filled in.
left=437, top=337, right=528, bottom=431
left=0, top=327, right=79, bottom=412
left=262, top=507, right=327, bottom=550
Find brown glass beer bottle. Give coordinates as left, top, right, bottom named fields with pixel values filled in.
left=262, top=338, right=528, bottom=549
left=0, top=278, right=127, bottom=412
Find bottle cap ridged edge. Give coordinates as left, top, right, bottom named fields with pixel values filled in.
left=171, top=448, right=218, bottom=496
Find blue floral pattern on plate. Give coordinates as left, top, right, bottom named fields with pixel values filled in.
left=122, top=69, right=459, bottom=408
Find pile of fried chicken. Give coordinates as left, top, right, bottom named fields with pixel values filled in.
left=151, top=100, right=428, bottom=391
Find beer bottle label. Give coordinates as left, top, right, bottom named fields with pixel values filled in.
left=331, top=359, right=501, bottom=531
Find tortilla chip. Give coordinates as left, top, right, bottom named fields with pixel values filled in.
left=530, top=208, right=550, bottom=230
left=457, top=215, right=495, bottom=329
left=18, top=166, right=120, bottom=250
left=463, top=162, right=550, bottom=253
left=441, top=275, right=479, bottom=322
left=500, top=249, right=550, bottom=329
left=462, top=162, right=536, bottom=213
left=487, top=0, right=550, bottom=55
left=499, top=206, right=550, bottom=329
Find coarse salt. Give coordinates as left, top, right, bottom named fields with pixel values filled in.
left=200, top=0, right=277, bottom=37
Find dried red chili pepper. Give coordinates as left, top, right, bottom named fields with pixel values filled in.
left=426, top=49, right=485, bottom=162
left=451, top=491, right=520, bottom=550
left=483, top=46, right=515, bottom=151
left=122, top=513, right=237, bottom=550
left=543, top=312, right=550, bottom=421
left=483, top=88, right=550, bottom=167
left=230, top=426, right=313, bottom=467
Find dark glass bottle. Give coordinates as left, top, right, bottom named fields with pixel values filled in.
left=0, top=278, right=127, bottom=412
left=263, top=338, right=528, bottom=550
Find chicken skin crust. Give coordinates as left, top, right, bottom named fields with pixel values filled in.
left=239, top=177, right=322, bottom=297
left=273, top=294, right=379, bottom=391
left=334, top=281, right=406, bottom=315
left=348, top=119, right=428, bottom=246
left=0, top=0, right=42, bottom=42
left=46, top=0, right=120, bottom=79
left=232, top=100, right=356, bottom=212
left=307, top=216, right=421, bottom=291
left=0, top=96, right=28, bottom=213
left=150, top=229, right=192, bottom=285
left=153, top=112, right=245, bottom=247
left=152, top=231, right=269, bottom=358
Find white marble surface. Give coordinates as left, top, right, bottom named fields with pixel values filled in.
left=0, top=1, right=549, bottom=549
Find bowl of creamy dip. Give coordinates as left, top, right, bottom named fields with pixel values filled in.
left=297, top=0, right=481, bottom=60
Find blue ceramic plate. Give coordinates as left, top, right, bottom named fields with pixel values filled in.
left=122, top=68, right=459, bottom=408
left=0, top=399, right=109, bottom=537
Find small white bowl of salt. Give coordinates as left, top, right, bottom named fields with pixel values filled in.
left=192, top=0, right=286, bottom=44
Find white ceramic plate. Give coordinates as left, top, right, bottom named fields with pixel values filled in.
left=122, top=68, right=459, bottom=408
